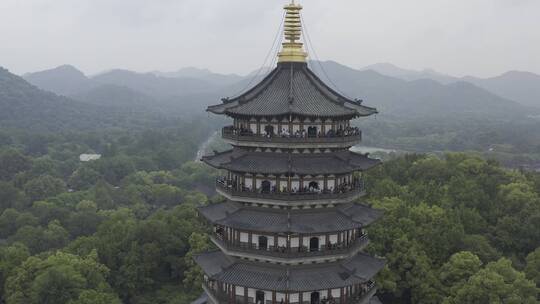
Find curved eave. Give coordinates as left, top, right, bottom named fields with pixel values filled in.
left=195, top=250, right=385, bottom=292
left=198, top=201, right=383, bottom=234
left=206, top=63, right=378, bottom=118
left=302, top=67, right=378, bottom=117
left=202, top=149, right=381, bottom=175
left=206, top=66, right=282, bottom=115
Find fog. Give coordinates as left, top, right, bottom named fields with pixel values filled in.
left=1, top=0, right=539, bottom=77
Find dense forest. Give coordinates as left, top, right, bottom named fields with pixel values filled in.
left=0, top=65, right=539, bottom=303
left=0, top=117, right=221, bottom=303
left=0, top=125, right=539, bottom=303
left=366, top=154, right=539, bottom=303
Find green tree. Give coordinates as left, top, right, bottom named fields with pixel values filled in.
left=525, top=248, right=540, bottom=287
left=0, top=149, right=31, bottom=181
left=68, top=166, right=100, bottom=190
left=443, top=258, right=539, bottom=304
left=23, top=175, right=66, bottom=202
left=0, top=181, right=27, bottom=211
left=5, top=251, right=116, bottom=304
left=67, top=290, right=121, bottom=304
left=183, top=232, right=211, bottom=291
left=0, top=243, right=30, bottom=299
left=439, top=251, right=482, bottom=296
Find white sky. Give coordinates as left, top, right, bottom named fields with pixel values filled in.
left=1, top=0, right=539, bottom=77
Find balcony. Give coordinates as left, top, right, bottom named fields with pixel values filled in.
left=215, top=178, right=366, bottom=206
left=212, top=233, right=369, bottom=262
left=222, top=126, right=361, bottom=148
left=203, top=279, right=377, bottom=304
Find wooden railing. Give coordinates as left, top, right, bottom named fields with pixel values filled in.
left=222, top=126, right=361, bottom=144
left=203, top=279, right=376, bottom=304
left=216, top=178, right=365, bottom=202
left=213, top=234, right=369, bottom=259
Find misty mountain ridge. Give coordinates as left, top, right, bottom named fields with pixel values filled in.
left=463, top=71, right=540, bottom=108
left=72, top=84, right=158, bottom=108
left=23, top=64, right=97, bottom=96
left=0, top=66, right=199, bottom=132
left=310, top=60, right=530, bottom=119
left=359, top=62, right=540, bottom=108
left=152, top=67, right=244, bottom=87
left=23, top=66, right=227, bottom=110
left=360, top=62, right=457, bottom=85
left=1, top=67, right=123, bottom=131
left=20, top=61, right=540, bottom=120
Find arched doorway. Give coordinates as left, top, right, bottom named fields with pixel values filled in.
left=309, top=237, right=319, bottom=252
left=256, top=291, right=265, bottom=304
left=261, top=180, right=271, bottom=193
left=307, top=126, right=317, bottom=138
left=310, top=292, right=320, bottom=304
left=308, top=181, right=319, bottom=190
left=258, top=236, right=268, bottom=250
left=264, top=125, right=274, bottom=136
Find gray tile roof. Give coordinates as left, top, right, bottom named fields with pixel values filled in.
left=207, top=62, right=377, bottom=118
left=202, top=149, right=381, bottom=175
left=198, top=202, right=383, bottom=233
left=195, top=250, right=384, bottom=291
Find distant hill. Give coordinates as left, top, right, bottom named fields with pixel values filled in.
left=0, top=67, right=181, bottom=132
left=311, top=61, right=530, bottom=119
left=23, top=65, right=96, bottom=96
left=71, top=84, right=158, bottom=108
left=1, top=66, right=104, bottom=131
left=92, top=69, right=215, bottom=98
left=153, top=67, right=243, bottom=87
left=20, top=62, right=540, bottom=119
left=463, top=71, right=540, bottom=108
left=359, top=63, right=540, bottom=108
left=361, top=63, right=457, bottom=85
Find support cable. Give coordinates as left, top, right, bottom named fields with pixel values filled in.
left=227, top=11, right=286, bottom=99
left=301, top=13, right=356, bottom=101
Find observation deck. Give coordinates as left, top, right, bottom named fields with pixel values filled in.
left=222, top=126, right=362, bottom=149
left=215, top=178, right=366, bottom=206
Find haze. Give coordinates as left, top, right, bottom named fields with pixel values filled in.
left=1, top=0, right=539, bottom=77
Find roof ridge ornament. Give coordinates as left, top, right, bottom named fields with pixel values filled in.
left=278, top=1, right=308, bottom=63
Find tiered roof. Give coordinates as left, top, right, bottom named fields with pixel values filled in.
left=195, top=250, right=384, bottom=291
left=198, top=202, right=382, bottom=233
left=207, top=62, right=377, bottom=118
left=203, top=149, right=380, bottom=175
left=195, top=1, right=384, bottom=302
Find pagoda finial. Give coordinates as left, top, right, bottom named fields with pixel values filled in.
left=278, top=1, right=308, bottom=63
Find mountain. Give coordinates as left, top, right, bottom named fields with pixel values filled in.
left=92, top=69, right=216, bottom=98
left=71, top=84, right=158, bottom=108
left=361, top=63, right=458, bottom=84
left=153, top=67, right=244, bottom=87
left=311, top=61, right=530, bottom=119
left=20, top=62, right=539, bottom=121
left=0, top=67, right=183, bottom=132
left=23, top=65, right=96, bottom=96
left=463, top=71, right=540, bottom=108
left=1, top=66, right=104, bottom=131
left=359, top=63, right=540, bottom=108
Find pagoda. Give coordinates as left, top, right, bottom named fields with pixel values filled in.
left=195, top=2, right=384, bottom=304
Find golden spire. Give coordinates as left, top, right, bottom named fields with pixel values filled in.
left=278, top=0, right=308, bottom=63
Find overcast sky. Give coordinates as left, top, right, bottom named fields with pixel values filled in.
left=1, top=0, right=539, bottom=77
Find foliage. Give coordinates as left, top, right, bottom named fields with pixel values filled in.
left=367, top=153, right=540, bottom=303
